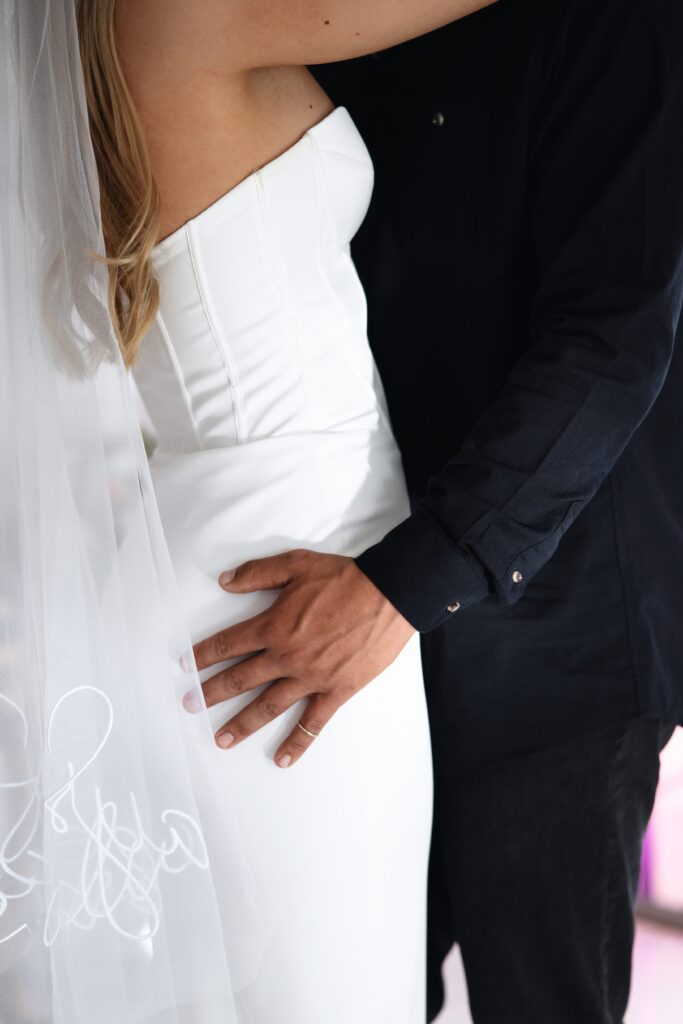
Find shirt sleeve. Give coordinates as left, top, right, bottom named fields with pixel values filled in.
left=355, top=0, right=683, bottom=632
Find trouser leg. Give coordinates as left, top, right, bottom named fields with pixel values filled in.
left=427, top=719, right=675, bottom=1024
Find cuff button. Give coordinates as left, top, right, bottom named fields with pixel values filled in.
left=512, top=570, right=523, bottom=584
left=447, top=602, right=461, bottom=613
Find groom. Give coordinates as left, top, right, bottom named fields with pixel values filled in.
left=194, top=1, right=683, bottom=1020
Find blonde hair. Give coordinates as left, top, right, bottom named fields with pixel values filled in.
left=77, top=0, right=160, bottom=367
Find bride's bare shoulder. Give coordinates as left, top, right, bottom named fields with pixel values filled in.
left=115, top=0, right=498, bottom=73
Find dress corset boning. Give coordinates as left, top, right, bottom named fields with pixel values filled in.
left=135, top=107, right=391, bottom=455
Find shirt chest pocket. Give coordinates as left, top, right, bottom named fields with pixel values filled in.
left=386, top=96, right=492, bottom=267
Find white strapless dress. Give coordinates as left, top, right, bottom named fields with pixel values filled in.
left=133, top=107, right=432, bottom=1024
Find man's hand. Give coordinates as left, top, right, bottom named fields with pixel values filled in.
left=189, top=549, right=415, bottom=768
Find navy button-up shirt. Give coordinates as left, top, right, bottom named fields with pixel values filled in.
left=315, top=0, right=683, bottom=771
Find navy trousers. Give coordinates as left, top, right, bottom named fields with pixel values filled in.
left=427, top=718, right=676, bottom=1024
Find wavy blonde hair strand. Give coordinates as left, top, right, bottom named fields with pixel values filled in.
left=77, top=0, right=160, bottom=366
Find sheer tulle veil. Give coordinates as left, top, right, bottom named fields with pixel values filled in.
left=0, top=2, right=269, bottom=1021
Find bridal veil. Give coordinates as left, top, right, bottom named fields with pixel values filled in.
left=0, top=2, right=268, bottom=1020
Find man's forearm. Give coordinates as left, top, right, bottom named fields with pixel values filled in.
left=357, top=0, right=683, bottom=634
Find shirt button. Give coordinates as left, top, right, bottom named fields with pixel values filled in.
left=432, top=112, right=445, bottom=126
left=511, top=570, right=523, bottom=584
left=447, top=602, right=461, bottom=613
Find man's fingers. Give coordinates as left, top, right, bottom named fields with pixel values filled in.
left=214, top=681, right=301, bottom=749
left=199, top=652, right=279, bottom=709
left=274, top=696, right=339, bottom=769
left=192, top=609, right=271, bottom=670
left=219, top=551, right=305, bottom=594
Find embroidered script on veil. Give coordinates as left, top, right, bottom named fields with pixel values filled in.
left=0, top=686, right=209, bottom=947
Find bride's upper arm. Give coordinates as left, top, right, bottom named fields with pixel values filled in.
left=232, top=0, right=497, bottom=67
left=115, top=1, right=496, bottom=77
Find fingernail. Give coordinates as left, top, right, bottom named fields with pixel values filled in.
left=216, top=732, right=234, bottom=749
left=179, top=651, right=194, bottom=673
left=219, top=569, right=236, bottom=587
left=182, top=691, right=201, bottom=713
left=277, top=754, right=292, bottom=769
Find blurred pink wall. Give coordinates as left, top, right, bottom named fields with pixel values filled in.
left=643, top=727, right=683, bottom=909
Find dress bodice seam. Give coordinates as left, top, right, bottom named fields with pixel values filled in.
left=253, top=159, right=316, bottom=437
left=186, top=219, right=248, bottom=443
left=154, top=308, right=204, bottom=453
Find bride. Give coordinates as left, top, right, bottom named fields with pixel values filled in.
left=81, top=1, right=498, bottom=1020
left=0, top=2, right=492, bottom=1022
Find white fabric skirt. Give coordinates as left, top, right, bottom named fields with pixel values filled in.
left=149, top=428, right=433, bottom=1023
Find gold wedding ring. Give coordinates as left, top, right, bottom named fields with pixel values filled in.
left=296, top=719, right=319, bottom=740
